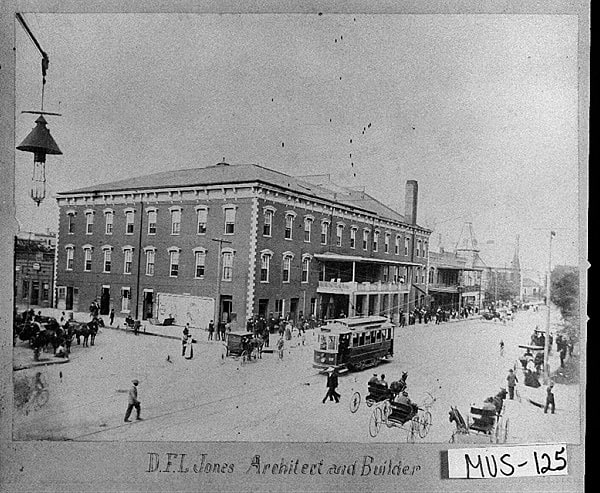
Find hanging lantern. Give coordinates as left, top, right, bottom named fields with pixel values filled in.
left=16, top=114, right=62, bottom=206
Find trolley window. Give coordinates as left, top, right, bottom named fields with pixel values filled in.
left=376, top=330, right=382, bottom=343
left=371, top=330, right=376, bottom=343
left=364, top=332, right=371, bottom=345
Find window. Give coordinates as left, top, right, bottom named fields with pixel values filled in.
left=395, top=235, right=401, bottom=255
left=304, top=217, right=313, bottom=243
left=321, top=221, right=329, bottom=245
left=404, top=237, right=410, bottom=256
left=284, top=212, right=295, bottom=240
left=147, top=210, right=157, bottom=235
left=103, top=247, right=112, bottom=273
left=350, top=227, right=357, bottom=249
left=196, top=206, right=208, bottom=234
left=125, top=209, right=135, bottom=235
left=336, top=224, right=344, bottom=247
left=224, top=206, right=236, bottom=235
left=373, top=231, right=380, bottom=252
left=282, top=253, right=293, bottom=283
left=416, top=239, right=421, bottom=257
left=394, top=266, right=400, bottom=283
left=319, top=264, right=325, bottom=281
left=423, top=240, right=428, bottom=258
left=42, top=283, right=49, bottom=301
left=383, top=266, right=389, bottom=282
left=194, top=249, right=206, bottom=278
left=222, top=250, right=234, bottom=281
left=260, top=251, right=272, bottom=282
left=85, top=211, right=94, bottom=234
left=67, top=211, right=76, bottom=235
left=169, top=249, right=180, bottom=277
left=123, top=247, right=133, bottom=274
left=170, top=208, right=181, bottom=235
left=22, top=279, right=29, bottom=298
left=121, top=287, right=131, bottom=312
left=104, top=210, right=114, bottom=235
left=83, top=247, right=92, bottom=272
left=384, top=232, right=390, bottom=253
left=363, top=230, right=369, bottom=250
left=65, top=246, right=74, bottom=271
left=302, top=256, right=311, bottom=283
left=145, top=248, right=155, bottom=276
left=263, top=209, right=274, bottom=237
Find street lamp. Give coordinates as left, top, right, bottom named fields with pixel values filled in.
left=211, top=238, right=232, bottom=327
left=543, top=230, right=556, bottom=383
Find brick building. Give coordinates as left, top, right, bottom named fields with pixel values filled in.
left=54, top=162, right=430, bottom=329
left=14, top=231, right=56, bottom=309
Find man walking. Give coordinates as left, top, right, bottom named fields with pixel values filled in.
left=182, top=326, right=189, bottom=356
left=544, top=382, right=555, bottom=414
left=506, top=369, right=518, bottom=400
left=124, top=379, right=142, bottom=422
left=208, top=320, right=215, bottom=341
left=322, top=368, right=340, bottom=403
left=109, top=308, right=115, bottom=326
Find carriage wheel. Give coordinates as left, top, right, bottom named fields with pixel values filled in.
left=406, top=419, right=417, bottom=443
left=418, top=411, right=432, bottom=438
left=250, top=347, right=259, bottom=361
left=240, top=350, right=248, bottom=365
left=368, top=407, right=383, bottom=438
left=350, top=392, right=361, bottom=413
left=382, top=401, right=393, bottom=428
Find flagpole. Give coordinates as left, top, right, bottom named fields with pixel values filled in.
left=543, top=230, right=555, bottom=383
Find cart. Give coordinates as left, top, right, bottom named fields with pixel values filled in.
left=224, top=332, right=262, bottom=365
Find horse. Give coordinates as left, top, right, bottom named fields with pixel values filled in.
left=484, top=388, right=508, bottom=416
left=448, top=406, right=468, bottom=437
left=88, top=318, right=102, bottom=346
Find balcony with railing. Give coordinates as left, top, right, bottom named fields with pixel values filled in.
left=317, top=279, right=411, bottom=295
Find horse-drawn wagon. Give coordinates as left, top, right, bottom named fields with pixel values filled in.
left=449, top=389, right=509, bottom=444
left=224, top=332, right=263, bottom=365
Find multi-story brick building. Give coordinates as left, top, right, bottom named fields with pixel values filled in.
left=54, top=162, right=430, bottom=329
left=14, top=231, right=56, bottom=309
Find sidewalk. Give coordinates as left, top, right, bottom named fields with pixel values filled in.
left=13, top=344, right=70, bottom=371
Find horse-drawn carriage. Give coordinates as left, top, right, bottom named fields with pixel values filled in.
left=449, top=389, right=509, bottom=444
left=224, top=332, right=264, bottom=364
left=349, top=372, right=434, bottom=442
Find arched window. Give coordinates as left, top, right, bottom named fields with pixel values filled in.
left=193, top=247, right=206, bottom=279
left=167, top=247, right=180, bottom=277
left=123, top=246, right=134, bottom=274
left=260, top=249, right=273, bottom=282
left=221, top=248, right=235, bottom=281
left=102, top=245, right=113, bottom=273
left=144, top=246, right=156, bottom=276
left=282, top=252, right=294, bottom=283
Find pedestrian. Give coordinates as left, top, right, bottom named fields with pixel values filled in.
left=59, top=311, right=66, bottom=327
left=208, top=320, right=215, bottom=341
left=277, top=335, right=284, bottom=360
left=506, top=369, right=518, bottom=400
left=124, top=379, right=142, bottom=422
left=499, top=339, right=505, bottom=356
left=380, top=374, right=388, bottom=388
left=133, top=320, right=140, bottom=336
left=109, top=308, right=115, bottom=326
left=219, top=321, right=227, bottom=342
left=181, top=329, right=189, bottom=357
left=184, top=334, right=194, bottom=360
left=560, top=346, right=567, bottom=368
left=322, top=367, right=340, bottom=403
left=544, top=382, right=555, bottom=414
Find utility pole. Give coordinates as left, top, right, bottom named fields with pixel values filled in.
left=544, top=231, right=556, bottom=383
left=212, top=238, right=232, bottom=327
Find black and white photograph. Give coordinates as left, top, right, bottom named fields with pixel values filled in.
left=1, top=1, right=587, bottom=492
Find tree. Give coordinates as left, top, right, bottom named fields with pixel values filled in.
left=550, top=265, right=579, bottom=320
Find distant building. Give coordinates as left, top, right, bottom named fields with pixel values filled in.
left=427, top=249, right=483, bottom=311
left=54, top=162, right=431, bottom=328
left=14, top=232, right=56, bottom=309
left=521, top=277, right=542, bottom=302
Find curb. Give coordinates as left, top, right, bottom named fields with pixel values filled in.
left=13, top=358, right=71, bottom=372
left=102, top=324, right=181, bottom=341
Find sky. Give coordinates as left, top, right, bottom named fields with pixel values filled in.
left=14, top=13, right=581, bottom=275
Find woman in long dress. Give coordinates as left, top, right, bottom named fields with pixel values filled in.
left=184, top=334, right=194, bottom=359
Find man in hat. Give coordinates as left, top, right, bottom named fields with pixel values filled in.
left=506, top=369, right=518, bottom=400
left=124, top=379, right=142, bottom=422
left=322, top=368, right=340, bottom=404
left=544, top=382, right=555, bottom=414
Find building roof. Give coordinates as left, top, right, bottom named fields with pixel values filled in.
left=522, top=277, right=541, bottom=288
left=58, top=163, right=423, bottom=227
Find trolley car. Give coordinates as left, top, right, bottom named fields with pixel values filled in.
left=313, top=316, right=394, bottom=372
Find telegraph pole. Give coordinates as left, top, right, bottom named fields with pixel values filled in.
left=544, top=231, right=556, bottom=383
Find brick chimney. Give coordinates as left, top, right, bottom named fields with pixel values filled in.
left=404, top=180, right=418, bottom=225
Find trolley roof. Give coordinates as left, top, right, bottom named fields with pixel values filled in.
left=319, top=316, right=393, bottom=334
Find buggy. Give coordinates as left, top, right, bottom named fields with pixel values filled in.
left=224, top=332, right=263, bottom=364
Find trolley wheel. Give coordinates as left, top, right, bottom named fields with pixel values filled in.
left=418, top=410, right=432, bottom=438
left=369, top=407, right=383, bottom=438
left=240, top=350, right=248, bottom=365
left=350, top=392, right=361, bottom=413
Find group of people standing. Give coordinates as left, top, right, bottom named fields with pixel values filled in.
left=207, top=320, right=230, bottom=341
